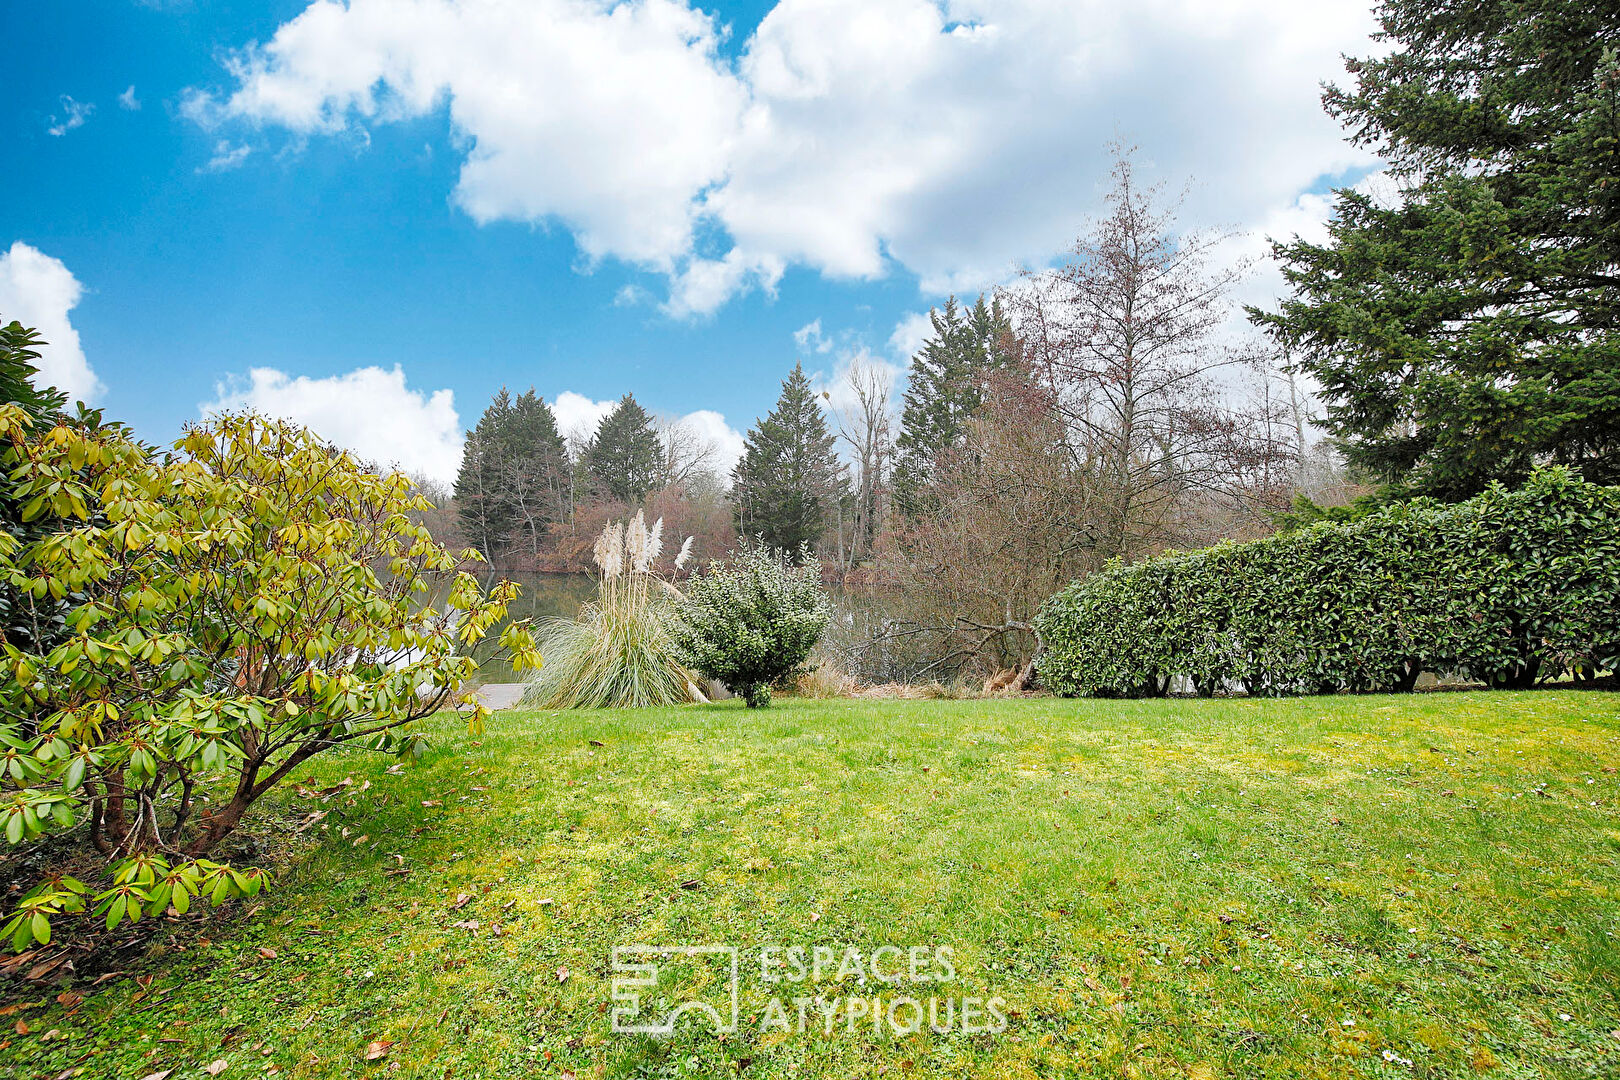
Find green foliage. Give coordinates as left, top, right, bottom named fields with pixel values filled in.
left=673, top=542, right=832, bottom=708
left=893, top=294, right=1014, bottom=516
left=0, top=408, right=539, bottom=949
left=1037, top=469, right=1620, bottom=697
left=584, top=394, right=662, bottom=504
left=454, top=388, right=571, bottom=560
left=731, top=364, right=846, bottom=555
left=520, top=513, right=703, bottom=709
left=1253, top=1, right=1620, bottom=497
left=0, top=319, right=75, bottom=657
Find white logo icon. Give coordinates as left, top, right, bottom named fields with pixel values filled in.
left=611, top=945, right=740, bottom=1035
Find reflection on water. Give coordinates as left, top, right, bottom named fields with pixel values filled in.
left=471, top=572, right=940, bottom=685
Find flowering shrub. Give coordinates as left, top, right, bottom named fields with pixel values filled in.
left=673, top=542, right=832, bottom=707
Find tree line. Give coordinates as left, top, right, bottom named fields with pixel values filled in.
left=445, top=0, right=1620, bottom=681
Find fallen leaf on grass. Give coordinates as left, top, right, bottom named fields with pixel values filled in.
left=680, top=879, right=702, bottom=891
left=258, top=948, right=277, bottom=960
left=205, top=1061, right=228, bottom=1076
left=556, top=967, right=570, bottom=983
left=451, top=920, right=480, bottom=931
left=139, top=1071, right=174, bottom=1080
left=365, top=1041, right=393, bottom=1061
left=451, top=894, right=472, bottom=910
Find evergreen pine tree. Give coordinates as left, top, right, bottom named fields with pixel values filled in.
left=1252, top=0, right=1620, bottom=497
left=892, top=294, right=1013, bottom=515
left=454, top=388, right=574, bottom=560
left=584, top=393, right=662, bottom=503
left=453, top=388, right=516, bottom=561
left=502, top=390, right=571, bottom=554
left=732, top=362, right=847, bottom=556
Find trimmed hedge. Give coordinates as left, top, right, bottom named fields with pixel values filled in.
left=1036, top=469, right=1620, bottom=697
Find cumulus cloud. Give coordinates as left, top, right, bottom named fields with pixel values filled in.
left=187, top=0, right=1380, bottom=314
left=553, top=390, right=746, bottom=476
left=887, top=310, right=933, bottom=364
left=119, top=86, right=141, bottom=111
left=46, top=95, right=94, bottom=137
left=678, top=408, right=747, bottom=477
left=792, top=319, right=906, bottom=430
left=551, top=391, right=620, bottom=443
left=202, top=365, right=464, bottom=484
left=0, top=241, right=103, bottom=403
left=187, top=0, right=744, bottom=270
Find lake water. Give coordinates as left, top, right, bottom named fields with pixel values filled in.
left=471, top=572, right=938, bottom=685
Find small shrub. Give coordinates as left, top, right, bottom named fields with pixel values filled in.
left=673, top=542, right=832, bottom=708
left=521, top=513, right=705, bottom=709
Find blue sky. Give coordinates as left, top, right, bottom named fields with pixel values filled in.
left=2, top=0, right=1380, bottom=483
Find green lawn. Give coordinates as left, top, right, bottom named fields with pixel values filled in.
left=5, top=691, right=1620, bottom=1079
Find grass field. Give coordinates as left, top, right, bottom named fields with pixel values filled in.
left=4, top=691, right=1619, bottom=1079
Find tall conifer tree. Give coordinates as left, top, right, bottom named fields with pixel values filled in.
left=732, top=363, right=847, bottom=556
left=1253, top=0, right=1620, bottom=497
left=893, top=294, right=1013, bottom=515
left=584, top=394, right=662, bottom=503
left=454, top=388, right=516, bottom=561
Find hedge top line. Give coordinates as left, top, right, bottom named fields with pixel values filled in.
left=1034, top=468, right=1620, bottom=698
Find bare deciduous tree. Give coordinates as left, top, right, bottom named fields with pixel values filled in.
left=1006, top=145, right=1296, bottom=561
left=657, top=415, right=722, bottom=492
left=830, top=358, right=894, bottom=570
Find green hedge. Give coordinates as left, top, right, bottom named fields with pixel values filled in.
left=1035, top=469, right=1620, bottom=697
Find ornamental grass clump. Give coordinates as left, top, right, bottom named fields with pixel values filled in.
left=520, top=512, right=704, bottom=709
left=673, top=542, right=832, bottom=708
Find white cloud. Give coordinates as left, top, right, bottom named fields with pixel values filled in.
left=679, top=408, right=747, bottom=477
left=188, top=0, right=1380, bottom=314
left=551, top=390, right=619, bottom=443
left=792, top=319, right=906, bottom=429
left=887, top=310, right=932, bottom=363
left=202, top=365, right=463, bottom=484
left=46, top=95, right=94, bottom=137
left=201, top=140, right=252, bottom=172
left=613, top=283, right=653, bottom=308
left=188, top=0, right=745, bottom=270
left=119, top=85, right=141, bottom=111
left=793, top=318, right=833, bottom=354
left=0, top=242, right=103, bottom=403
left=554, top=391, right=745, bottom=475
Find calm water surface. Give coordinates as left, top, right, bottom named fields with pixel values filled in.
left=472, top=572, right=934, bottom=684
